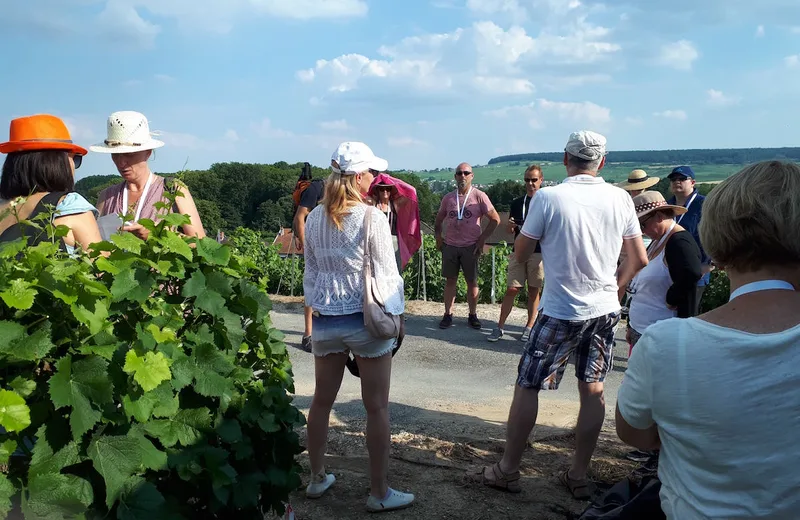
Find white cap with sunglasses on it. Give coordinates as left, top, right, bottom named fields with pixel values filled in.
left=330, top=141, right=388, bottom=175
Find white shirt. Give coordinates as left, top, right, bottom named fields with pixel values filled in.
left=628, top=248, right=676, bottom=333
left=520, top=175, right=640, bottom=320
left=303, top=204, right=405, bottom=316
left=618, top=318, right=800, bottom=520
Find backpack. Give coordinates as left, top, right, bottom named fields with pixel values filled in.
left=292, top=162, right=324, bottom=212
left=579, top=475, right=665, bottom=520
left=0, top=192, right=67, bottom=250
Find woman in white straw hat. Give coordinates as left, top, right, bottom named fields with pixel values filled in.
left=616, top=169, right=659, bottom=197
left=92, top=111, right=205, bottom=240
left=302, top=142, right=414, bottom=512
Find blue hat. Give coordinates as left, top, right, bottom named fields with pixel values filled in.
left=669, top=165, right=695, bottom=179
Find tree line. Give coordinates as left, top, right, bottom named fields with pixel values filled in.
left=489, top=147, right=800, bottom=166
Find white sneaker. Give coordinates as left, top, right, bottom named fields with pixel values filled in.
left=306, top=471, right=335, bottom=499
left=366, top=488, right=415, bottom=512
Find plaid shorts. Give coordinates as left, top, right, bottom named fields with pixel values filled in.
left=517, top=311, right=620, bottom=390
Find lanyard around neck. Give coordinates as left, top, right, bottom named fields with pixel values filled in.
left=647, top=221, right=676, bottom=260
left=729, top=280, right=794, bottom=301
left=122, top=173, right=154, bottom=223
left=456, top=187, right=473, bottom=220
left=675, top=192, right=697, bottom=225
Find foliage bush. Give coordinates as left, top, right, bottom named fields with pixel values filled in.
left=226, top=228, right=304, bottom=297
left=699, top=269, right=730, bottom=313
left=0, top=198, right=303, bottom=518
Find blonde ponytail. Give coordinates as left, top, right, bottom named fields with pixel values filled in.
left=322, top=172, right=364, bottom=230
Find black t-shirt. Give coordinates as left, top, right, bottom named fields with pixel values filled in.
left=664, top=230, right=703, bottom=318
left=509, top=194, right=541, bottom=253
left=299, top=179, right=324, bottom=210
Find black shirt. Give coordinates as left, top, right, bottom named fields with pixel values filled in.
left=509, top=194, right=541, bottom=253
left=664, top=230, right=703, bottom=318
left=299, top=179, right=324, bottom=210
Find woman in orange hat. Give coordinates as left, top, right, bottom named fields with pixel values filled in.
left=0, top=114, right=102, bottom=254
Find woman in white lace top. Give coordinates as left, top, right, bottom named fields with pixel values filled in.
left=302, top=142, right=413, bottom=512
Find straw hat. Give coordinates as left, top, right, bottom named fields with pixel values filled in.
left=632, top=191, right=687, bottom=219
left=90, top=111, right=164, bottom=154
left=0, top=114, right=88, bottom=155
left=617, top=169, right=659, bottom=191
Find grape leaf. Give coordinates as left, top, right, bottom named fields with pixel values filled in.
left=26, top=473, right=94, bottom=518
left=0, top=389, right=30, bottom=432
left=0, top=474, right=14, bottom=518
left=144, top=408, right=211, bottom=448
left=161, top=212, right=190, bottom=228
left=196, top=238, right=231, bottom=266
left=110, top=232, right=145, bottom=254
left=116, top=477, right=166, bottom=520
left=216, top=419, right=242, bottom=444
left=160, top=232, right=193, bottom=261
left=194, top=372, right=234, bottom=398
left=87, top=435, right=142, bottom=508
left=0, top=278, right=37, bottom=310
left=0, top=321, right=25, bottom=351
left=122, top=383, right=177, bottom=422
left=0, top=439, right=17, bottom=464
left=0, top=237, right=26, bottom=258
left=9, top=377, right=36, bottom=397
left=46, top=262, right=82, bottom=281
left=206, top=271, right=233, bottom=297
left=95, top=256, right=136, bottom=275
left=29, top=425, right=81, bottom=477
left=131, top=431, right=167, bottom=472
left=71, top=300, right=111, bottom=335
left=5, top=324, right=55, bottom=362
left=182, top=270, right=227, bottom=317
left=146, top=324, right=177, bottom=344
left=111, top=268, right=157, bottom=303
left=123, top=351, right=171, bottom=392
left=49, top=356, right=114, bottom=438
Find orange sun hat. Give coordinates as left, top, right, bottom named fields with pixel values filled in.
left=0, top=114, right=88, bottom=155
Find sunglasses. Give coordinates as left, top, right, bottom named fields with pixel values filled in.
left=455, top=170, right=473, bottom=176
left=524, top=177, right=539, bottom=183
left=377, top=186, right=392, bottom=191
left=669, top=176, right=689, bottom=183
left=71, top=154, right=83, bottom=169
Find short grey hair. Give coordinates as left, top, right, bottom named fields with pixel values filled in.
left=566, top=153, right=602, bottom=172
left=699, top=160, right=800, bottom=272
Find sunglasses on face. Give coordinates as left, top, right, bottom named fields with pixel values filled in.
left=377, top=186, right=392, bottom=192
left=455, top=170, right=473, bottom=177
left=71, top=154, right=83, bottom=169
left=524, top=177, right=539, bottom=183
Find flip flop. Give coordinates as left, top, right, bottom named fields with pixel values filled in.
left=466, top=463, right=521, bottom=493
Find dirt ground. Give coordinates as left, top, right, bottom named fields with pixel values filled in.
left=285, top=409, right=636, bottom=520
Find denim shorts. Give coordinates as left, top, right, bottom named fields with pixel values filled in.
left=312, top=312, right=395, bottom=358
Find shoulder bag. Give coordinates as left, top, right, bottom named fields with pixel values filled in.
left=362, top=206, right=401, bottom=339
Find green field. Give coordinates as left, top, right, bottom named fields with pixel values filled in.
left=411, top=162, right=741, bottom=184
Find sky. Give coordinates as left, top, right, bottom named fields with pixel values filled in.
left=2, top=0, right=800, bottom=179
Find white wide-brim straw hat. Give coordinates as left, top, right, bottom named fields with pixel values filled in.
left=617, top=169, right=660, bottom=191
left=89, top=111, right=165, bottom=154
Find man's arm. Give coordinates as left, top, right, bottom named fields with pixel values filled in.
left=474, top=209, right=500, bottom=255
left=434, top=204, right=447, bottom=250
left=615, top=405, right=660, bottom=451
left=514, top=234, right=538, bottom=263
left=293, top=206, right=310, bottom=252
left=617, top=236, right=648, bottom=301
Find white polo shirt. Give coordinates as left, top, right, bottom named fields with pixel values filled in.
left=520, top=174, right=640, bottom=321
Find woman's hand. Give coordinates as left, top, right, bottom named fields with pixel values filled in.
left=122, top=222, right=150, bottom=241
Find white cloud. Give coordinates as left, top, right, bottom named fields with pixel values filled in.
left=657, top=40, right=699, bottom=70
left=248, top=0, right=368, bottom=19
left=473, top=21, right=535, bottom=74
left=624, top=116, right=644, bottom=126
left=485, top=98, right=612, bottom=127
left=466, top=0, right=527, bottom=20
left=706, top=89, right=741, bottom=107
left=388, top=137, right=427, bottom=148
left=318, top=119, right=350, bottom=131
left=654, top=109, right=688, bottom=120
left=791, top=26, right=800, bottom=34
left=154, top=73, right=176, bottom=83
left=474, top=76, right=535, bottom=94
left=541, top=73, right=612, bottom=90
left=785, top=55, right=800, bottom=68
left=224, top=129, right=239, bottom=142
left=95, top=0, right=161, bottom=49
left=251, top=118, right=294, bottom=139
left=755, top=25, right=765, bottom=37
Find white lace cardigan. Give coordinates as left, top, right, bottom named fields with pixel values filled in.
left=303, top=204, right=405, bottom=316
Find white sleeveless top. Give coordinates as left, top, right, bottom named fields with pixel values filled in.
left=629, top=247, right=676, bottom=333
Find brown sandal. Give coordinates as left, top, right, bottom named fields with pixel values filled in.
left=467, top=463, right=521, bottom=493
left=559, top=470, right=594, bottom=500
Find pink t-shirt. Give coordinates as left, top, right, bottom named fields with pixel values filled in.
left=439, top=188, right=495, bottom=248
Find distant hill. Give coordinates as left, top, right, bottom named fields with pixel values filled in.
left=488, top=147, right=800, bottom=166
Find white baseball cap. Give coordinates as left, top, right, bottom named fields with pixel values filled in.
left=330, top=141, right=388, bottom=175
left=564, top=130, right=607, bottom=161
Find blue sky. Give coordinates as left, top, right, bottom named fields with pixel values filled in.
left=2, top=0, right=800, bottom=179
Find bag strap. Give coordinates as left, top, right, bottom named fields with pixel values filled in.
left=362, top=206, right=372, bottom=271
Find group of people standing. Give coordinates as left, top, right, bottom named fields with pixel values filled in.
left=299, top=132, right=799, bottom=519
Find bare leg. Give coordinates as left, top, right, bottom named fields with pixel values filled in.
left=307, top=353, right=348, bottom=475
left=304, top=305, right=313, bottom=337
left=526, top=287, right=541, bottom=329
left=466, top=281, right=479, bottom=315
left=444, top=277, right=458, bottom=315
left=569, top=381, right=605, bottom=480
left=356, top=353, right=393, bottom=499
left=497, top=287, right=520, bottom=329
left=488, top=385, right=540, bottom=477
